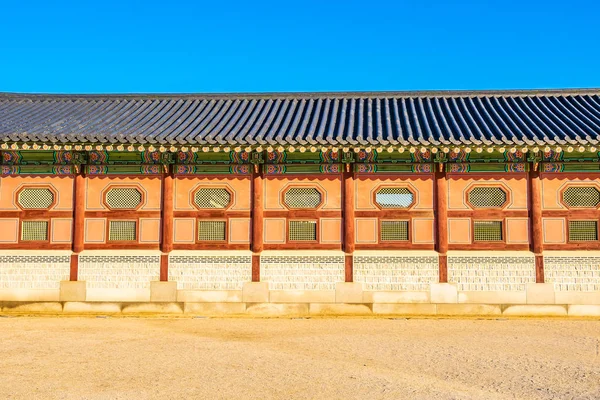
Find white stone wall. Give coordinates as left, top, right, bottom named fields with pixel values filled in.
left=0, top=254, right=70, bottom=290
left=169, top=254, right=252, bottom=290
left=544, top=254, right=600, bottom=291
left=261, top=253, right=345, bottom=290
left=354, top=253, right=438, bottom=291
left=79, top=254, right=160, bottom=289
left=448, top=253, right=535, bottom=291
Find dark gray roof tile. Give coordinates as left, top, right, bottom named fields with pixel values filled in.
left=1, top=89, right=600, bottom=146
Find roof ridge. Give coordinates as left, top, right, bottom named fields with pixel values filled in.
left=1, top=88, right=600, bottom=101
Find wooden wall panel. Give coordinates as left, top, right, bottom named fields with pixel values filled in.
left=263, top=218, right=286, bottom=244
left=229, top=218, right=251, bottom=243
left=320, top=218, right=342, bottom=244
left=355, top=218, right=378, bottom=244
left=447, top=174, right=528, bottom=211
left=84, top=218, right=106, bottom=243
left=354, top=174, right=434, bottom=211
left=51, top=218, right=73, bottom=243
left=506, top=218, right=529, bottom=244
left=542, top=218, right=566, bottom=244
left=264, top=175, right=342, bottom=211
left=85, top=176, right=162, bottom=211
left=139, top=218, right=161, bottom=243
left=174, top=176, right=251, bottom=211
left=0, top=219, right=19, bottom=243
left=413, top=218, right=435, bottom=244
left=448, top=218, right=471, bottom=244
left=540, top=173, right=600, bottom=210
left=173, top=218, right=195, bottom=243
left=0, top=176, right=74, bottom=211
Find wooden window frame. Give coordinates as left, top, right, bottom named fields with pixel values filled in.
left=372, top=185, right=417, bottom=210
left=18, top=218, right=50, bottom=243
left=559, top=184, right=600, bottom=210
left=287, top=219, right=319, bottom=243
left=102, top=185, right=145, bottom=211
left=281, top=185, right=325, bottom=211
left=566, top=219, right=599, bottom=244
left=106, top=219, right=139, bottom=243
left=465, top=184, right=510, bottom=210
left=15, top=185, right=58, bottom=211
left=379, top=219, right=410, bottom=242
left=472, top=219, right=506, bottom=243
left=196, top=218, right=228, bottom=243
left=191, top=186, right=234, bottom=211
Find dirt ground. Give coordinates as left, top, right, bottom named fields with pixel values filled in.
left=0, top=317, right=599, bottom=399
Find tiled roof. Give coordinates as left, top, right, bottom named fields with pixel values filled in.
left=1, top=89, right=600, bottom=146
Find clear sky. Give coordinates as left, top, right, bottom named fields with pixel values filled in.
left=1, top=0, right=598, bottom=94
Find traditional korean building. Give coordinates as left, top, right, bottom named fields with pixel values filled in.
left=0, top=89, right=599, bottom=313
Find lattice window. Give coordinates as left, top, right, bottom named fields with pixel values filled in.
left=108, top=220, right=137, bottom=241
left=194, top=188, right=231, bottom=209
left=468, top=187, right=507, bottom=208
left=289, top=220, right=317, bottom=241
left=473, top=221, right=503, bottom=241
left=17, top=188, right=54, bottom=209
left=569, top=220, right=598, bottom=241
left=284, top=188, right=322, bottom=209
left=198, top=220, right=226, bottom=241
left=563, top=187, right=600, bottom=208
left=380, top=220, right=409, bottom=241
left=105, top=188, right=142, bottom=209
left=21, top=220, right=48, bottom=241
left=375, top=188, right=414, bottom=209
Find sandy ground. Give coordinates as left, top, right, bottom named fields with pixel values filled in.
left=0, top=317, right=599, bottom=399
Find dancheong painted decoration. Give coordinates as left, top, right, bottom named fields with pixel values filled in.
left=0, top=89, right=599, bottom=309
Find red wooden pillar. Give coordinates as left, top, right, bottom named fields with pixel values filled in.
left=343, top=169, right=355, bottom=282
left=435, top=167, right=448, bottom=283
left=71, top=170, right=86, bottom=281
left=251, top=166, right=263, bottom=282
left=529, top=168, right=544, bottom=283
left=160, top=169, right=174, bottom=281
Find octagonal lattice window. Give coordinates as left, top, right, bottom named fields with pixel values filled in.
left=284, top=187, right=322, bottom=209
left=468, top=187, right=507, bottom=208
left=17, top=188, right=54, bottom=209
left=194, top=188, right=231, bottom=209
left=563, top=187, right=600, bottom=208
left=375, top=188, right=414, bottom=209
left=105, top=188, right=143, bottom=209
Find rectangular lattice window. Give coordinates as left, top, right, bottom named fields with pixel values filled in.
left=21, top=220, right=48, bottom=241
left=198, top=220, right=226, bottom=241
left=380, top=220, right=409, bottom=241
left=569, top=220, right=598, bottom=241
left=473, top=221, right=503, bottom=242
left=108, top=220, right=137, bottom=241
left=289, top=220, right=317, bottom=241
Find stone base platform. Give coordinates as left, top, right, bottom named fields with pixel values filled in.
left=1, top=301, right=599, bottom=318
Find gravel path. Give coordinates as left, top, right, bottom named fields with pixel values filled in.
left=1, top=317, right=599, bottom=399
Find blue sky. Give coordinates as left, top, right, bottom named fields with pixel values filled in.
left=0, top=0, right=598, bottom=93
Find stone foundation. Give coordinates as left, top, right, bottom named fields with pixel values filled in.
left=78, top=251, right=160, bottom=301
left=0, top=249, right=598, bottom=316
left=260, top=252, right=345, bottom=290
left=168, top=251, right=252, bottom=290
left=544, top=252, right=600, bottom=291
left=353, top=251, right=438, bottom=291
left=448, top=251, right=536, bottom=291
